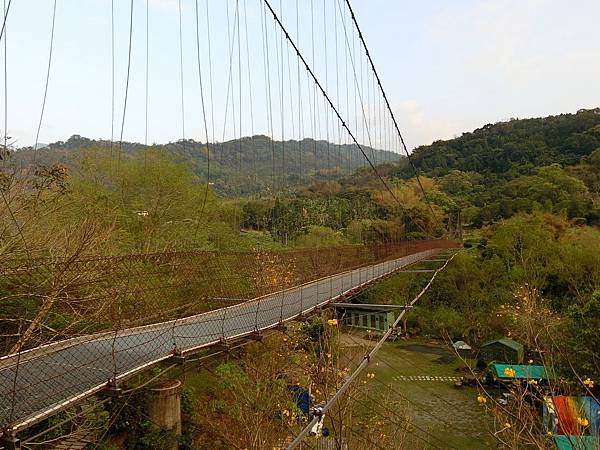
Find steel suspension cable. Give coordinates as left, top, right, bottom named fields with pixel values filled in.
left=295, top=0, right=303, bottom=183
left=277, top=0, right=285, bottom=190
left=117, top=0, right=134, bottom=170
left=2, top=0, right=6, bottom=158
left=343, top=0, right=442, bottom=231
left=204, top=0, right=216, bottom=156
left=110, top=0, right=114, bottom=160
left=242, top=0, right=257, bottom=184
left=261, top=0, right=428, bottom=236
left=32, top=0, right=57, bottom=162
left=144, top=0, right=149, bottom=151
left=0, top=0, right=11, bottom=43
left=178, top=0, right=186, bottom=154
left=193, top=0, right=212, bottom=225
left=260, top=0, right=276, bottom=194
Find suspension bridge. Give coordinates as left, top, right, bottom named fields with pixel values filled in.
left=0, top=0, right=463, bottom=447
left=0, top=244, right=457, bottom=436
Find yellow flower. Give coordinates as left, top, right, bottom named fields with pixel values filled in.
left=554, top=418, right=559, bottom=424
left=527, top=379, right=538, bottom=385
left=547, top=431, right=553, bottom=437
left=504, top=422, right=511, bottom=429
left=327, top=319, right=338, bottom=326
left=477, top=394, right=487, bottom=404
left=577, top=417, right=589, bottom=427
left=583, top=378, right=594, bottom=388
left=503, top=367, right=516, bottom=378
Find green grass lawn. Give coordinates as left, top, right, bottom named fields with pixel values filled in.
left=367, top=340, right=497, bottom=449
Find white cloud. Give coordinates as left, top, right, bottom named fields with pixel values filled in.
left=393, top=100, right=469, bottom=149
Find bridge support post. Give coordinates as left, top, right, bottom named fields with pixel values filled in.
left=1, top=433, right=20, bottom=450
left=146, top=379, right=182, bottom=450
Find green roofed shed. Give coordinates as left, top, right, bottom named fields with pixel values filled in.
left=490, top=363, right=554, bottom=380
left=479, top=337, right=524, bottom=364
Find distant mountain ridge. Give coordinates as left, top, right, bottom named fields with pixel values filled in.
left=8, top=134, right=400, bottom=195
left=396, top=108, right=600, bottom=179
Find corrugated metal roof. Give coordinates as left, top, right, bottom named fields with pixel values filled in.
left=333, top=302, right=404, bottom=311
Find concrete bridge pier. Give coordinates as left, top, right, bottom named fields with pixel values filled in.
left=146, top=379, right=182, bottom=449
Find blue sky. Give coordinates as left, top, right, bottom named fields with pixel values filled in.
left=4, top=0, right=600, bottom=151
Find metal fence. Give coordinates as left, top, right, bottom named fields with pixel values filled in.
left=0, top=240, right=458, bottom=434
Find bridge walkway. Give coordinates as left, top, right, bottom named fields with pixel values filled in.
left=0, top=248, right=450, bottom=433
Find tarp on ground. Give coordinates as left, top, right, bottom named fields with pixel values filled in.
left=543, top=396, right=600, bottom=437
left=288, top=385, right=310, bottom=415
left=554, top=396, right=580, bottom=436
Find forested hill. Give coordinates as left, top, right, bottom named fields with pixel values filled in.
left=381, top=108, right=600, bottom=227
left=8, top=134, right=397, bottom=195
left=397, top=108, right=600, bottom=178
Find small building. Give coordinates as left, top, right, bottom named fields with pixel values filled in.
left=479, top=337, right=524, bottom=364
left=452, top=340, right=474, bottom=358
left=333, top=303, right=402, bottom=333
left=453, top=340, right=472, bottom=351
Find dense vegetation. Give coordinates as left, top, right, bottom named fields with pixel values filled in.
left=2, top=108, right=600, bottom=448
left=393, top=108, right=600, bottom=226
left=9, top=134, right=395, bottom=196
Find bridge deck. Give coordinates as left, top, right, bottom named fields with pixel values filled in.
left=0, top=248, right=447, bottom=432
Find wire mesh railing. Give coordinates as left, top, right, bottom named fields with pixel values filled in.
left=0, top=240, right=458, bottom=434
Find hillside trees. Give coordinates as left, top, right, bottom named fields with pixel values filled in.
left=66, top=150, right=236, bottom=252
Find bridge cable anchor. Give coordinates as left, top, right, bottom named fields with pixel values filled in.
left=215, top=338, right=231, bottom=353
left=171, top=348, right=186, bottom=365
left=101, top=378, right=123, bottom=398
left=248, top=331, right=264, bottom=342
